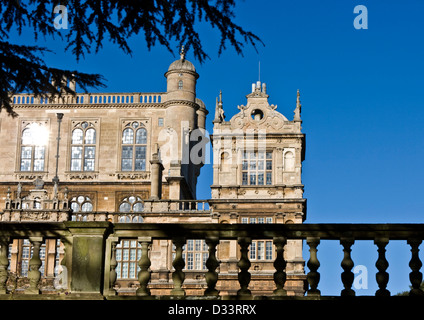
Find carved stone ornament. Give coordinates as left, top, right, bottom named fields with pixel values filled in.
left=117, top=172, right=150, bottom=180
left=67, top=172, right=98, bottom=180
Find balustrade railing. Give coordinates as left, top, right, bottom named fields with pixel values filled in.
left=142, top=200, right=211, bottom=212
left=11, top=92, right=166, bottom=105
left=0, top=222, right=424, bottom=299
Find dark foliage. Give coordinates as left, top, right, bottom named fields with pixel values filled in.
left=0, top=0, right=262, bottom=116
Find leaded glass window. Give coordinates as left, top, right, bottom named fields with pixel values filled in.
left=242, top=151, right=272, bottom=185
left=19, top=123, right=48, bottom=172
left=70, top=195, right=93, bottom=221
left=115, top=240, right=142, bottom=279
left=121, top=122, right=147, bottom=171
left=70, top=122, right=96, bottom=171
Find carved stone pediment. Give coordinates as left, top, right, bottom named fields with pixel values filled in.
left=229, top=95, right=288, bottom=132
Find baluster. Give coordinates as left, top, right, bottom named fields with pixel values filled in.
left=171, top=238, right=186, bottom=296
left=0, top=237, right=10, bottom=294
left=27, top=237, right=43, bottom=294
left=137, top=237, right=152, bottom=296
left=109, top=238, right=118, bottom=295
left=204, top=237, right=220, bottom=296
left=273, top=237, right=287, bottom=296
left=340, top=237, right=355, bottom=296
left=306, top=237, right=321, bottom=296
left=237, top=237, right=252, bottom=297
left=374, top=237, right=390, bottom=296
left=407, top=238, right=424, bottom=296
left=54, top=238, right=68, bottom=291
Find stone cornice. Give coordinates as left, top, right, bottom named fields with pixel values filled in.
left=162, top=99, right=200, bottom=110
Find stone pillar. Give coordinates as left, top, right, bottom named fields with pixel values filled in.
left=65, top=222, right=111, bottom=298
left=150, top=147, right=164, bottom=200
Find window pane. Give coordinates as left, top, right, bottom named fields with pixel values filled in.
left=242, top=172, right=248, bottom=185
left=121, top=146, right=133, bottom=171
left=266, top=160, right=272, bottom=170
left=20, top=156, right=31, bottom=172
left=32, top=146, right=45, bottom=171
left=136, top=128, right=147, bottom=144
left=250, top=242, right=256, bottom=260
left=71, top=147, right=82, bottom=171
left=122, top=128, right=134, bottom=144
left=249, top=161, right=256, bottom=170
left=257, top=160, right=264, bottom=170
left=72, top=129, right=83, bottom=144
left=249, top=173, right=256, bottom=185
left=22, top=128, right=32, bottom=144
left=85, top=128, right=96, bottom=144
left=20, top=146, right=32, bottom=171
left=33, top=159, right=44, bottom=171
left=119, top=202, right=131, bottom=213
left=81, top=202, right=93, bottom=212
left=257, top=242, right=264, bottom=260
left=71, top=159, right=81, bottom=171
left=84, top=146, right=95, bottom=171
left=21, top=146, right=32, bottom=158
left=257, top=173, right=264, bottom=185
left=266, top=172, right=272, bottom=185
left=133, top=202, right=144, bottom=212
left=34, top=146, right=45, bottom=160
left=71, top=146, right=82, bottom=159
left=266, top=241, right=273, bottom=260
left=71, top=202, right=80, bottom=212
left=135, top=146, right=146, bottom=171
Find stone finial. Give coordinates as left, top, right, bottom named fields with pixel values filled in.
left=180, top=45, right=185, bottom=61
left=294, top=89, right=302, bottom=121
left=17, top=182, right=22, bottom=199
left=213, top=91, right=225, bottom=123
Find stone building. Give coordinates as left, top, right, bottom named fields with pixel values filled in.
left=0, top=50, right=306, bottom=296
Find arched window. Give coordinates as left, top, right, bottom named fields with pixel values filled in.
left=70, top=195, right=93, bottom=221
left=70, top=122, right=96, bottom=171
left=178, top=80, right=183, bottom=90
left=121, top=122, right=147, bottom=171
left=118, top=196, right=144, bottom=223
left=20, top=123, right=49, bottom=172
left=284, top=151, right=295, bottom=171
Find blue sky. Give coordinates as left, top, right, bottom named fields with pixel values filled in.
left=12, top=0, right=424, bottom=295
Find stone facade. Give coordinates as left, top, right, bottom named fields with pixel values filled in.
left=0, top=51, right=307, bottom=296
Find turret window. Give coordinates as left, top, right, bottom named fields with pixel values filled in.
left=178, top=80, right=183, bottom=90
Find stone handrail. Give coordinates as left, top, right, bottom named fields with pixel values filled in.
left=0, top=222, right=424, bottom=299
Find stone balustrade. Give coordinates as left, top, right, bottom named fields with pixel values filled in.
left=0, top=222, right=424, bottom=299
left=143, top=200, right=211, bottom=212
left=11, top=92, right=166, bottom=105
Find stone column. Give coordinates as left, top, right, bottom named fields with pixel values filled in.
left=150, top=147, right=164, bottom=200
